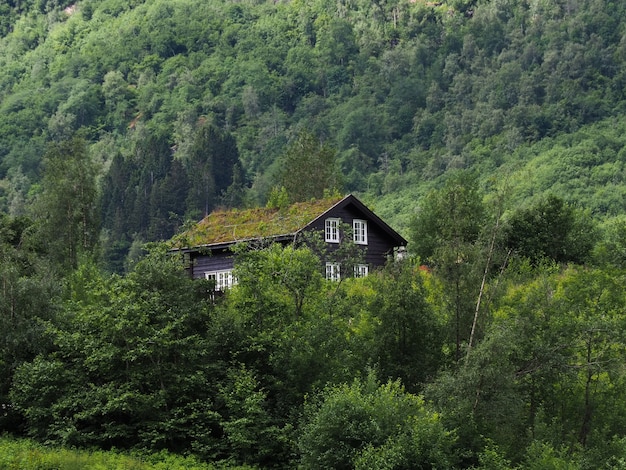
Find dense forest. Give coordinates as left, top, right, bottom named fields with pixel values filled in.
left=3, top=0, right=626, bottom=468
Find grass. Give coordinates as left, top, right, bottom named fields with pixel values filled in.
left=172, top=195, right=344, bottom=248
left=0, top=436, right=255, bottom=470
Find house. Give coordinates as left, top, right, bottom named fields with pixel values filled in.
left=171, top=194, right=407, bottom=289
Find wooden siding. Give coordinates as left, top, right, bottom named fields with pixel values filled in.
left=190, top=249, right=234, bottom=279
left=305, top=203, right=397, bottom=268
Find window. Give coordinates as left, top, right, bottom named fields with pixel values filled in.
left=353, top=219, right=368, bottom=245
left=325, top=262, right=340, bottom=282
left=354, top=264, right=369, bottom=278
left=205, top=270, right=237, bottom=290
left=325, top=218, right=340, bottom=243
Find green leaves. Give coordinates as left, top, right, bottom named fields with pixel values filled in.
left=410, top=171, right=488, bottom=362
left=504, top=194, right=596, bottom=265
left=0, top=214, right=59, bottom=434
left=232, top=243, right=323, bottom=323
left=299, top=371, right=457, bottom=469
left=10, top=249, right=218, bottom=451
left=7, top=227, right=626, bottom=467
left=410, top=171, right=485, bottom=264
left=218, top=366, right=284, bottom=466
left=369, top=261, right=445, bottom=390
left=33, top=137, right=100, bottom=271
left=440, top=265, right=626, bottom=459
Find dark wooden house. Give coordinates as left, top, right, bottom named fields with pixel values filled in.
left=172, top=194, right=407, bottom=289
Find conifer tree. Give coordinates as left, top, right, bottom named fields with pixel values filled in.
left=278, top=131, right=341, bottom=203
left=186, top=123, right=242, bottom=217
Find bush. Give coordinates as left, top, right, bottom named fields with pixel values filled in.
left=298, top=371, right=457, bottom=469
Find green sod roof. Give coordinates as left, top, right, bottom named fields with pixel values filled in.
left=172, top=196, right=344, bottom=249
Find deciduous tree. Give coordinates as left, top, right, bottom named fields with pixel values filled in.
left=504, top=194, right=596, bottom=265
left=369, top=260, right=445, bottom=391
left=410, top=171, right=486, bottom=361
left=33, top=137, right=99, bottom=270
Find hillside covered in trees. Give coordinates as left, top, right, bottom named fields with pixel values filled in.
left=0, top=0, right=626, bottom=255
left=4, top=0, right=626, bottom=468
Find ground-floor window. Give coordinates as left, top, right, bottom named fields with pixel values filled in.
left=325, top=262, right=341, bottom=282
left=354, top=264, right=369, bottom=278
left=205, top=270, right=237, bottom=290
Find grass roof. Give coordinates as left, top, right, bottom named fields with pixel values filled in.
left=172, top=196, right=344, bottom=248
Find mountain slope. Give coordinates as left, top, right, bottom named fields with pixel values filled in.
left=0, top=0, right=625, bottom=262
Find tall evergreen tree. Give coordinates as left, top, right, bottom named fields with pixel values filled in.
left=278, top=131, right=341, bottom=203
left=148, top=158, right=189, bottom=240
left=186, top=123, right=242, bottom=217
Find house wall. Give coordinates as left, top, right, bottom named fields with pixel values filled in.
left=306, top=204, right=398, bottom=268
left=189, top=249, right=234, bottom=279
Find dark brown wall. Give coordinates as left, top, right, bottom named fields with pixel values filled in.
left=190, top=249, right=234, bottom=279
left=306, top=204, right=397, bottom=268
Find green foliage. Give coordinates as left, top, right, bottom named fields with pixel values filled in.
left=369, top=260, right=445, bottom=391
left=5, top=0, right=626, bottom=467
left=0, top=213, right=60, bottom=434
left=521, top=442, right=581, bottom=470
left=6, top=222, right=626, bottom=467
left=277, top=131, right=342, bottom=203
left=32, top=137, right=100, bottom=271
left=298, top=371, right=457, bottom=469
left=593, top=215, right=626, bottom=268
left=218, top=366, right=285, bottom=467
left=504, top=194, right=596, bottom=265
left=410, top=171, right=485, bottom=263
left=265, top=185, right=290, bottom=210
left=473, top=442, right=518, bottom=470
left=410, top=171, right=488, bottom=362
left=232, top=243, right=323, bottom=323
left=0, top=436, right=245, bottom=470
left=185, top=122, right=243, bottom=217
left=427, top=264, right=626, bottom=466
left=10, top=248, right=222, bottom=453
left=0, top=0, right=625, bottom=255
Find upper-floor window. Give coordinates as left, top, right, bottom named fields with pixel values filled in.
left=325, top=218, right=340, bottom=243
left=353, top=219, right=368, bottom=245
left=325, top=262, right=341, bottom=282
left=205, top=270, right=237, bottom=291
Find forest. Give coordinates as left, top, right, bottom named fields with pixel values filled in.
left=3, top=0, right=626, bottom=468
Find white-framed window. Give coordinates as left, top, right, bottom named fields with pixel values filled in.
left=353, top=219, right=368, bottom=245
left=354, top=264, right=369, bottom=278
left=325, top=218, right=341, bottom=243
left=205, top=270, right=237, bottom=290
left=325, top=262, right=341, bottom=282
